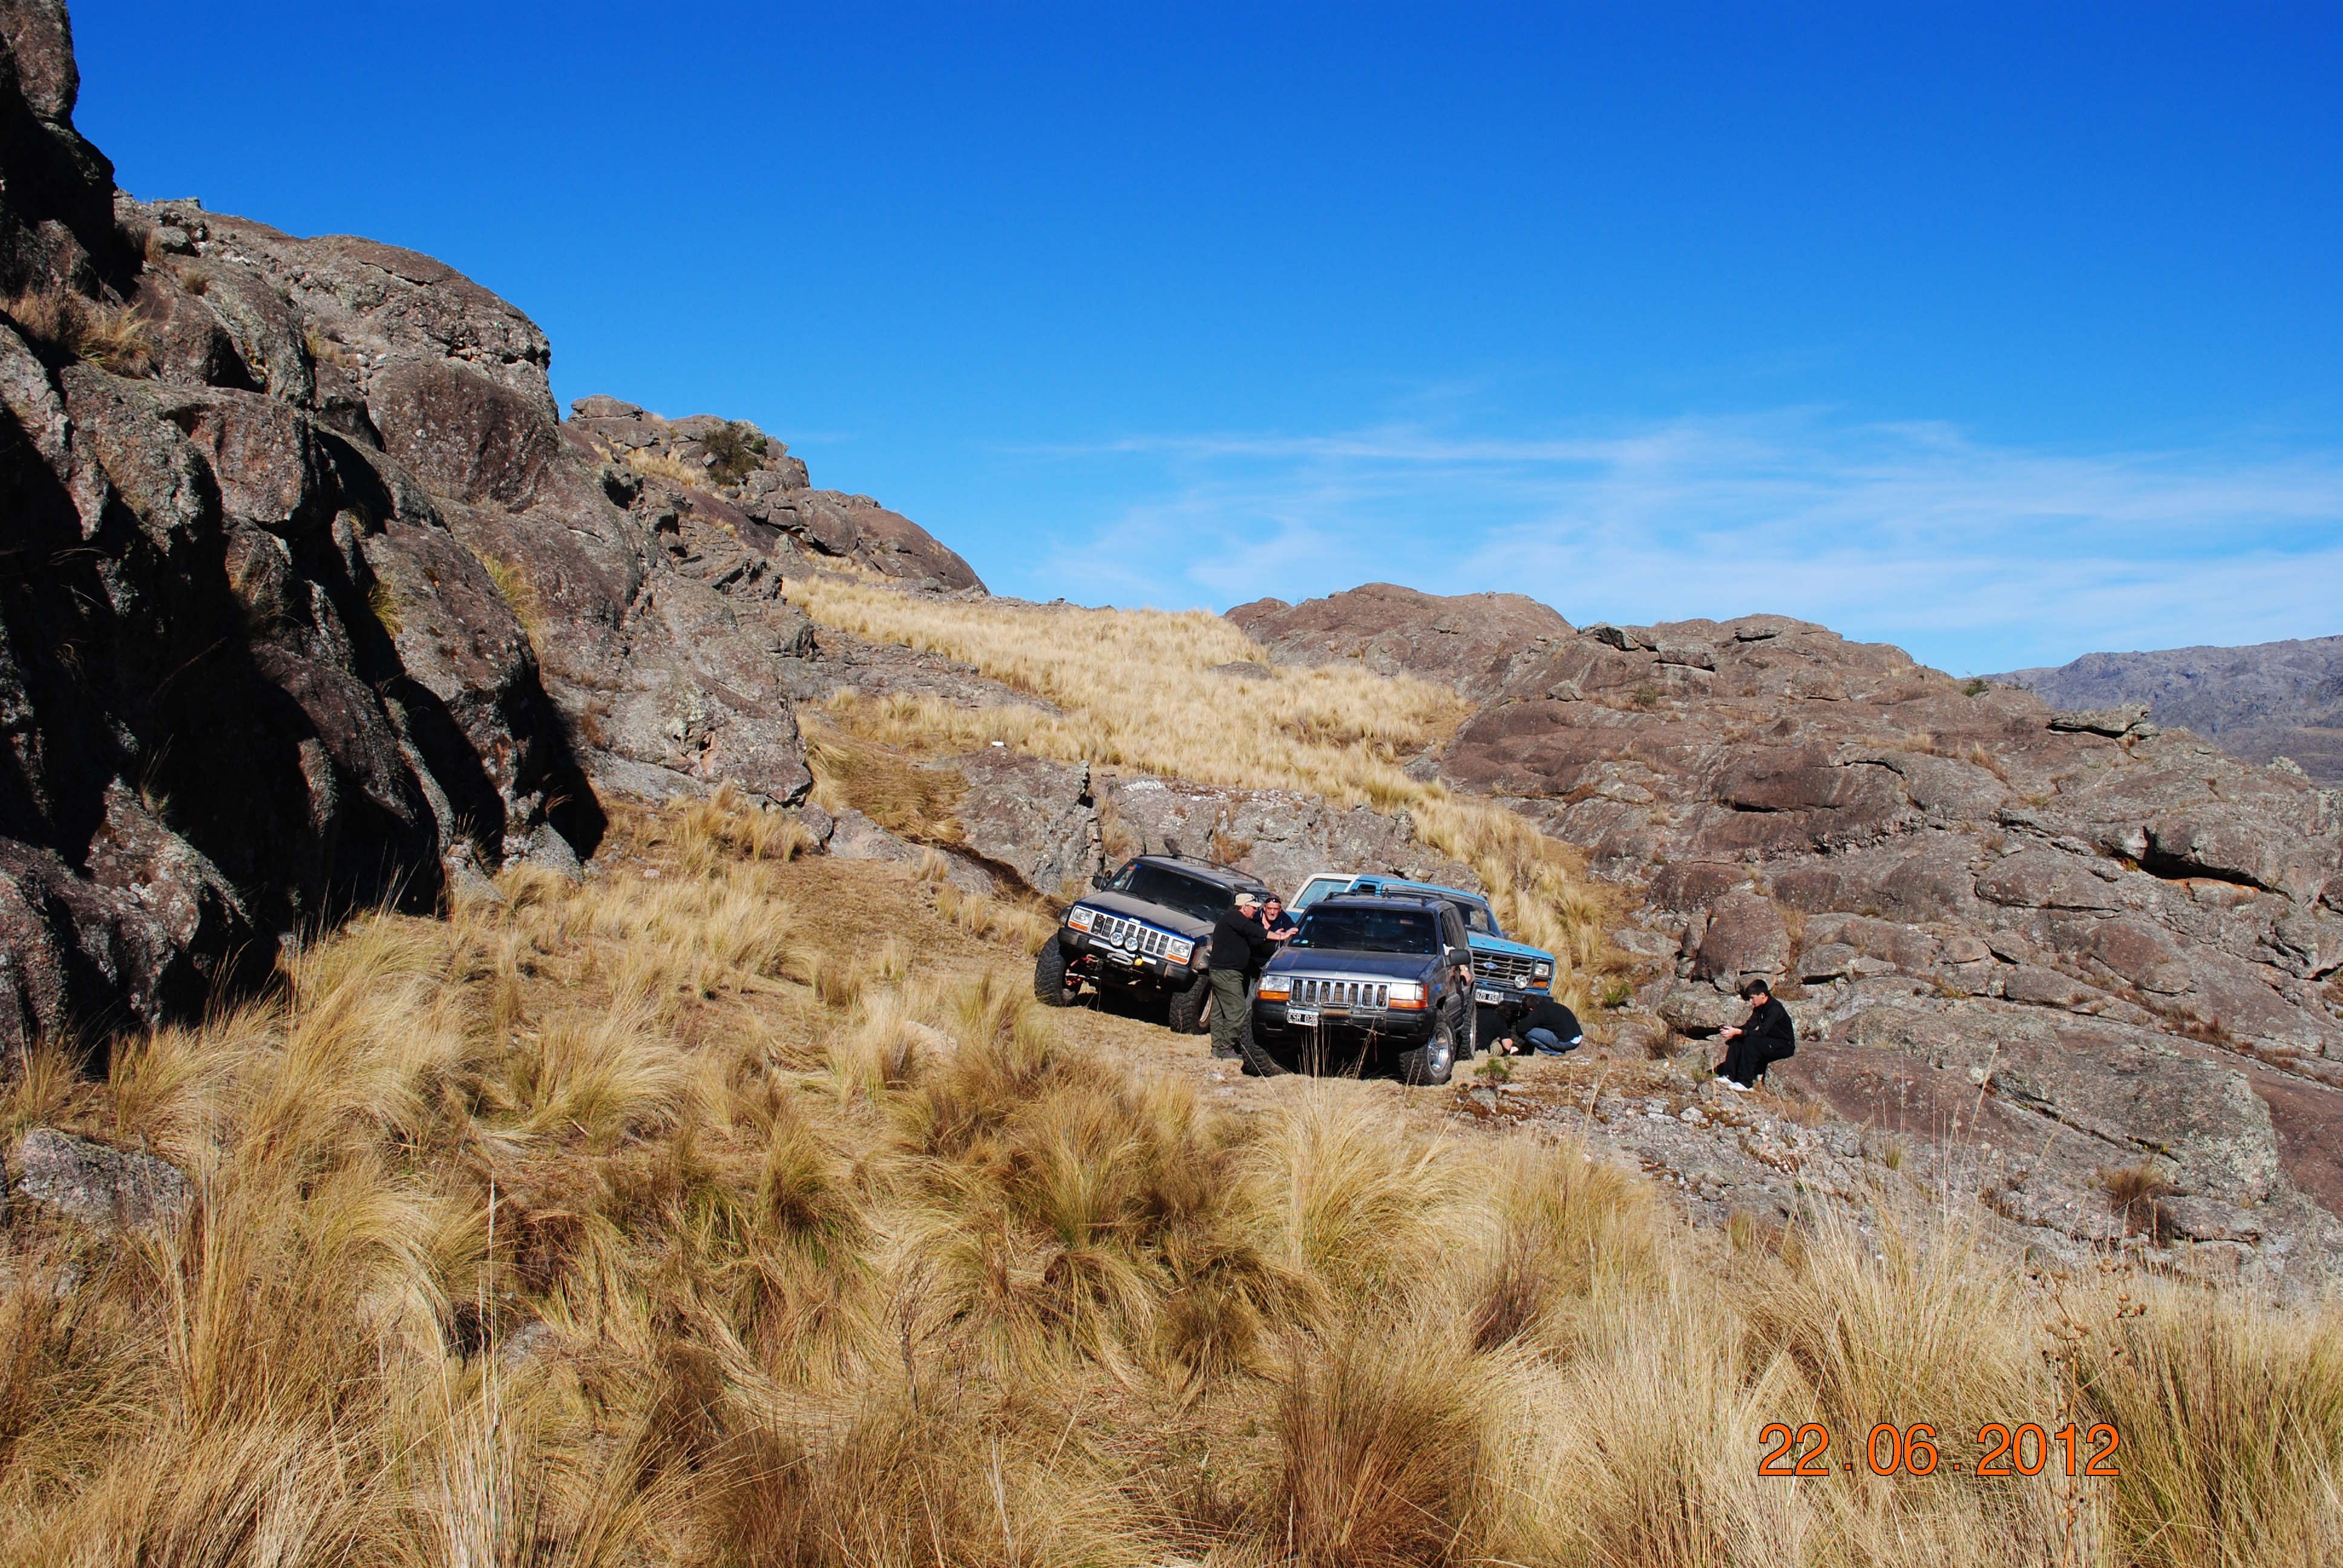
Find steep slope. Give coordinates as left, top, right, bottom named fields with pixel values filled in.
left=1233, top=587, right=2343, bottom=1283
left=0, top=0, right=973, bottom=1051
left=1994, top=635, right=2343, bottom=786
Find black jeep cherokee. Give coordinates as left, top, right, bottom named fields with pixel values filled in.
left=1245, top=892, right=1477, bottom=1084
left=1035, top=855, right=1274, bottom=1032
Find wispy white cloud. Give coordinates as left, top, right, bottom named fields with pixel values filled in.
left=1005, top=411, right=2343, bottom=673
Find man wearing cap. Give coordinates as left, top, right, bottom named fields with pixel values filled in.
left=1207, top=892, right=1277, bottom=1060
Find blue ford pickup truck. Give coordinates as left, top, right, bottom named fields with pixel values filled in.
left=1291, top=872, right=1556, bottom=1051
left=1248, top=892, right=1478, bottom=1084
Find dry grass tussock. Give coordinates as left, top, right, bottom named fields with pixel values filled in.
left=798, top=583, right=1619, bottom=996
left=476, top=552, right=546, bottom=639
left=1, top=799, right=2335, bottom=1564
left=2, top=286, right=155, bottom=376
left=623, top=446, right=710, bottom=491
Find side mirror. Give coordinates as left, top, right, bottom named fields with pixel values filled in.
left=1448, top=947, right=1473, bottom=968
left=1090, top=873, right=1111, bottom=889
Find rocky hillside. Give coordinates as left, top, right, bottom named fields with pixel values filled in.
left=7, top=0, right=2343, bottom=1296
left=1994, top=635, right=2343, bottom=787
left=0, top=0, right=974, bottom=1053
left=1238, top=588, right=2343, bottom=1289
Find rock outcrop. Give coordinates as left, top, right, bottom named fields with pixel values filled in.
left=4, top=1126, right=186, bottom=1230
left=1227, top=583, right=1571, bottom=700
left=949, top=749, right=1100, bottom=899
left=1235, top=587, right=2343, bottom=1279
left=1099, top=773, right=1480, bottom=899
left=564, top=397, right=983, bottom=593
left=1993, top=635, right=2343, bottom=788
left=0, top=1, right=977, bottom=1054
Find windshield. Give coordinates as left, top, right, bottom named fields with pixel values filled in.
left=1294, top=906, right=1443, bottom=955
left=1455, top=903, right=1496, bottom=935
left=1110, top=863, right=1236, bottom=923
left=1293, top=875, right=1353, bottom=910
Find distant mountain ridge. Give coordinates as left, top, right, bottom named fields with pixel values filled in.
left=1991, top=636, right=2343, bottom=786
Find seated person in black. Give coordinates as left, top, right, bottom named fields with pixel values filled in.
left=1496, top=996, right=1584, bottom=1057
left=1715, top=978, right=1795, bottom=1089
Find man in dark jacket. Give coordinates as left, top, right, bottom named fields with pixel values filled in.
left=1208, top=893, right=1276, bottom=1060
left=1495, top=995, right=1584, bottom=1056
left=1715, top=978, right=1795, bottom=1089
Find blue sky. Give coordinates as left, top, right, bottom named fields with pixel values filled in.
left=73, top=2, right=2341, bottom=674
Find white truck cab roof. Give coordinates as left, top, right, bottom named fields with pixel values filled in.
left=1291, top=872, right=1358, bottom=910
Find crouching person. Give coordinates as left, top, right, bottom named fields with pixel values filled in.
left=1496, top=995, right=1584, bottom=1057
left=1715, top=978, right=1795, bottom=1090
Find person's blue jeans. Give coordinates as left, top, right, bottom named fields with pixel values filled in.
left=1525, top=1027, right=1581, bottom=1056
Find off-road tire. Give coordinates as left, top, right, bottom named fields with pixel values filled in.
left=1167, top=972, right=1211, bottom=1034
left=1458, top=1004, right=1477, bottom=1061
left=1033, top=942, right=1079, bottom=1007
left=1398, top=1019, right=1457, bottom=1086
left=1234, top=1010, right=1288, bottom=1077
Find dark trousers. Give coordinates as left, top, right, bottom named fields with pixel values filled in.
left=1718, top=1033, right=1773, bottom=1086
left=1209, top=969, right=1249, bottom=1058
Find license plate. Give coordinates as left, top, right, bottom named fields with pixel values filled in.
left=1475, top=988, right=1502, bottom=1005
left=1286, top=1005, right=1318, bottom=1026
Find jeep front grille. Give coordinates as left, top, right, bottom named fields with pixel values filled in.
left=1474, top=951, right=1544, bottom=989
left=1091, top=913, right=1176, bottom=959
left=1290, top=976, right=1391, bottom=1012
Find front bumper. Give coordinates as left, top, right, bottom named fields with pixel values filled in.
left=1055, top=930, right=1202, bottom=990
left=1252, top=1000, right=1436, bottom=1046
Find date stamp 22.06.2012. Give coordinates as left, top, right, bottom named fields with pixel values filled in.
left=1760, top=1423, right=2120, bottom=1478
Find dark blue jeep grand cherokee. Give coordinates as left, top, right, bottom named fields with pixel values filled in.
left=1245, top=892, right=1477, bottom=1084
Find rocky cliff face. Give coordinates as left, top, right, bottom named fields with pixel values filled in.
left=1993, top=635, right=2343, bottom=788
left=0, top=0, right=975, bottom=1053
left=1236, top=587, right=2343, bottom=1288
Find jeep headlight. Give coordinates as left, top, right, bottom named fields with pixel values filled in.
left=1257, top=975, right=1290, bottom=1001
left=1167, top=936, right=1194, bottom=964
left=1386, top=981, right=1427, bottom=1010
left=1066, top=906, right=1096, bottom=932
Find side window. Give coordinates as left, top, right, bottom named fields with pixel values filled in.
left=1443, top=909, right=1467, bottom=950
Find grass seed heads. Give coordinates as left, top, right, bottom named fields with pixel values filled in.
left=1, top=756, right=2338, bottom=1566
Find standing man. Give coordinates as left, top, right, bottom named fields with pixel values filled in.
left=1207, top=892, right=1275, bottom=1060
left=1715, top=978, right=1795, bottom=1090
left=1260, top=895, right=1299, bottom=944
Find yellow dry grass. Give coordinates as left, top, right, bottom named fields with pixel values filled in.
left=3, top=286, right=156, bottom=377
left=795, top=581, right=1619, bottom=994
left=2, top=795, right=2338, bottom=1566
left=476, top=553, right=545, bottom=638
left=624, top=446, right=709, bottom=491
